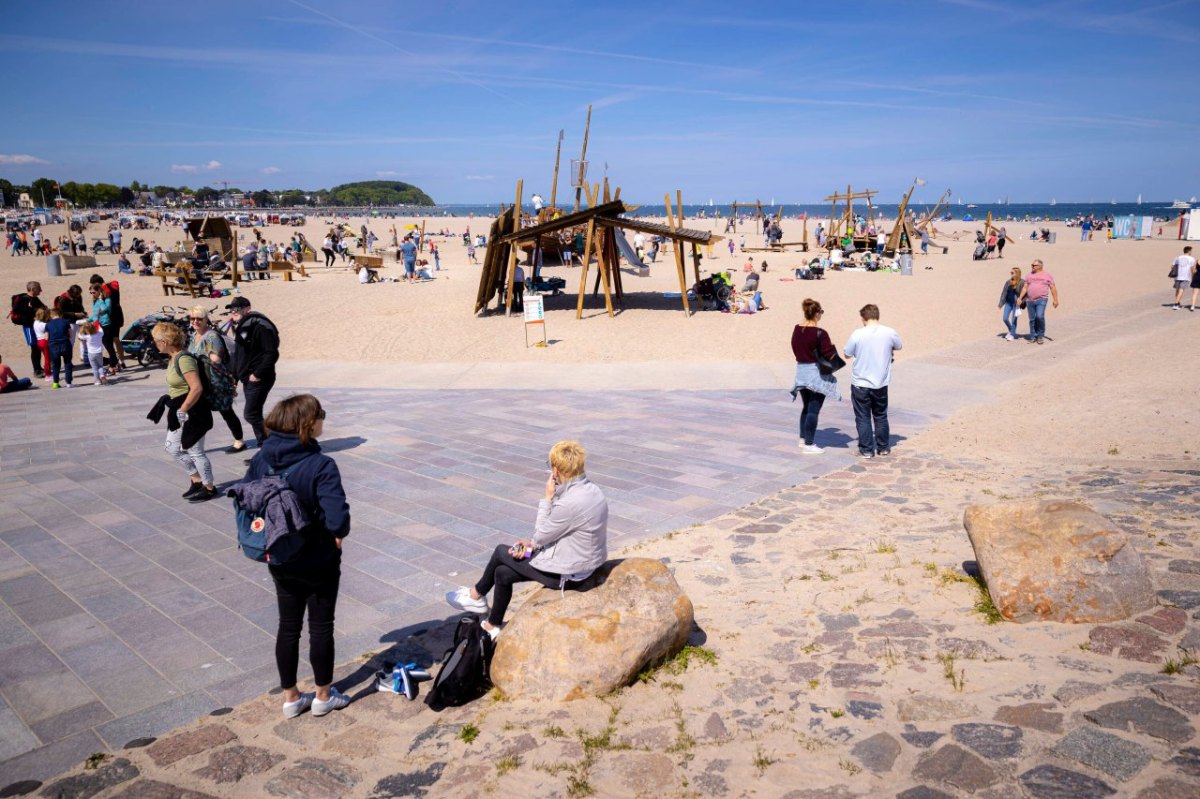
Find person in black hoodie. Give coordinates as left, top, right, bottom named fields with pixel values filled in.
left=12, top=281, right=47, bottom=377
left=242, top=393, right=351, bottom=719
left=226, top=296, right=280, bottom=453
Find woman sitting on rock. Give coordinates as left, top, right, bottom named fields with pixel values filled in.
left=446, top=440, right=608, bottom=640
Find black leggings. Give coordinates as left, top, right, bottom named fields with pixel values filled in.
left=798, top=388, right=826, bottom=446
left=271, top=559, right=340, bottom=689
left=101, top=323, right=123, bottom=368
left=219, top=407, right=244, bottom=440
left=322, top=247, right=335, bottom=267
left=475, top=544, right=561, bottom=626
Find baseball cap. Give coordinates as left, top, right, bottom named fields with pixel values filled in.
left=225, top=297, right=251, bottom=310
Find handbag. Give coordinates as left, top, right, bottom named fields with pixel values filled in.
left=812, top=338, right=846, bottom=376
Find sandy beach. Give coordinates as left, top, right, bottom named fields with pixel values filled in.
left=2, top=211, right=1197, bottom=797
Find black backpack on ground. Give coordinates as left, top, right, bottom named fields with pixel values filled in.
left=425, top=617, right=495, bottom=711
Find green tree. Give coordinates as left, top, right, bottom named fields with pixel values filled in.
left=119, top=187, right=136, bottom=205
left=194, top=187, right=218, bottom=204
left=30, top=177, right=58, bottom=207
left=251, top=189, right=274, bottom=207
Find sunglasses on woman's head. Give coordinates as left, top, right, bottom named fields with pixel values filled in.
left=316, top=409, right=326, bottom=420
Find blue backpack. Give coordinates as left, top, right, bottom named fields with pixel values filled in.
left=228, top=459, right=313, bottom=565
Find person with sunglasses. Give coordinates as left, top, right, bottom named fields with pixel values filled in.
left=187, top=307, right=244, bottom=453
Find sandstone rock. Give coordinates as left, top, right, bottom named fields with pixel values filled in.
left=1051, top=727, right=1151, bottom=782
left=368, top=763, right=446, bottom=798
left=850, top=732, right=900, bottom=772
left=1135, top=777, right=1200, bottom=799
left=994, top=703, right=1064, bottom=734
left=490, top=558, right=693, bottom=701
left=897, top=695, right=979, bottom=722
left=264, top=759, right=359, bottom=799
left=1084, top=697, right=1195, bottom=743
left=1018, top=764, right=1115, bottom=799
left=39, top=758, right=139, bottom=799
left=963, top=500, right=1155, bottom=623
left=912, top=744, right=999, bottom=792
left=146, top=726, right=236, bottom=768
left=192, top=745, right=283, bottom=784
left=108, top=780, right=219, bottom=799
left=590, top=752, right=677, bottom=796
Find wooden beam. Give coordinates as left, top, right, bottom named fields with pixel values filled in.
left=597, top=228, right=615, bottom=316
left=549, top=129, right=563, bottom=209
left=504, top=179, right=523, bottom=316
left=573, top=105, right=591, bottom=213
left=665, top=193, right=691, bottom=316
left=231, top=229, right=239, bottom=287
left=576, top=217, right=596, bottom=319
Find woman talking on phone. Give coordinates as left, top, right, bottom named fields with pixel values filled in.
left=445, top=440, right=608, bottom=639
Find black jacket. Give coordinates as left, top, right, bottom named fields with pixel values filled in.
left=231, top=311, right=280, bottom=382
left=242, top=432, right=349, bottom=571
left=13, top=293, right=46, bottom=327
left=53, top=292, right=86, bottom=322
left=146, top=392, right=214, bottom=450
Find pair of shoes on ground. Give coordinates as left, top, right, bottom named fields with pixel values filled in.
left=225, top=442, right=248, bottom=454
left=1004, top=333, right=1015, bottom=341
left=51, top=383, right=73, bottom=389
left=376, top=663, right=433, bottom=700
left=281, top=687, right=350, bottom=719
left=445, top=587, right=502, bottom=639
left=799, top=443, right=823, bottom=454
left=181, top=483, right=217, bottom=502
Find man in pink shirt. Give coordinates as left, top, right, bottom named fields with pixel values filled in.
left=1017, top=259, right=1059, bottom=345
left=0, top=354, right=34, bottom=394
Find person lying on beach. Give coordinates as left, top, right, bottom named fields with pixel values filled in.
left=445, top=440, right=608, bottom=639
left=355, top=261, right=379, bottom=284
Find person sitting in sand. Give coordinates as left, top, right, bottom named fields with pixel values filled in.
left=445, top=440, right=608, bottom=639
left=354, top=259, right=379, bottom=284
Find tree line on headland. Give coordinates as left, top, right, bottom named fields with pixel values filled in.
left=0, top=178, right=434, bottom=209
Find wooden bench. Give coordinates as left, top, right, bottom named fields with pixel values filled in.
left=351, top=254, right=384, bottom=269
left=153, top=267, right=205, bottom=298
left=60, top=255, right=99, bottom=271
left=264, top=259, right=307, bottom=281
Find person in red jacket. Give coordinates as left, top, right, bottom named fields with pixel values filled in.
left=789, top=298, right=843, bottom=454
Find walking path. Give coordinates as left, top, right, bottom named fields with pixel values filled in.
left=0, top=288, right=1193, bottom=791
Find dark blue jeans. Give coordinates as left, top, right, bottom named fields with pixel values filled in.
left=851, top=385, right=890, bottom=454
left=1026, top=297, right=1048, bottom=339
left=798, top=388, right=826, bottom=446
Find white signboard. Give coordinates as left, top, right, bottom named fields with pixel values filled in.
left=1187, top=209, right=1200, bottom=241
left=523, top=294, right=545, bottom=323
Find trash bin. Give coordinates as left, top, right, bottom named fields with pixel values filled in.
left=46, top=254, right=62, bottom=277
left=899, top=253, right=913, bottom=276
left=1047, top=232, right=1057, bottom=244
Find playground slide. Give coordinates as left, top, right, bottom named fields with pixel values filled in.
left=614, top=229, right=650, bottom=271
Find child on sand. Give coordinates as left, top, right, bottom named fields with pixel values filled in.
left=32, top=308, right=51, bottom=379
left=0, top=354, right=33, bottom=394
left=46, top=309, right=74, bottom=388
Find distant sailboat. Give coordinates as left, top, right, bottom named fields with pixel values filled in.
left=1050, top=198, right=1057, bottom=206
left=1111, top=198, right=1117, bottom=205
left=958, top=197, right=964, bottom=205
left=708, top=198, right=713, bottom=207
left=770, top=196, right=775, bottom=206
left=1192, top=195, right=1198, bottom=203
left=1137, top=194, right=1142, bottom=205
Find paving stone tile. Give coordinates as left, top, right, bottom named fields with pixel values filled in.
left=1051, top=726, right=1151, bottom=781
left=0, top=729, right=106, bottom=785
left=0, top=705, right=39, bottom=761
left=95, top=693, right=221, bottom=750
left=28, top=700, right=114, bottom=744
left=0, top=641, right=64, bottom=684
left=1084, top=697, right=1195, bottom=743
left=8, top=590, right=83, bottom=627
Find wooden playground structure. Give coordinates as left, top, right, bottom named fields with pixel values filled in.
left=821, top=185, right=879, bottom=252
left=475, top=181, right=721, bottom=319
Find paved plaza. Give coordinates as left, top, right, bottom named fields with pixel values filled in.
left=0, top=378, right=935, bottom=783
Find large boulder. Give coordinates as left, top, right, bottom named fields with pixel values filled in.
left=963, top=500, right=1155, bottom=623
left=490, top=558, right=694, bottom=700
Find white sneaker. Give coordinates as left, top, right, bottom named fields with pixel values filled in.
left=282, top=692, right=314, bottom=719
left=311, top=687, right=350, bottom=717
left=446, top=586, right=489, bottom=615
left=1004, top=333, right=1014, bottom=341
left=481, top=621, right=503, bottom=641
left=801, top=444, right=824, bottom=455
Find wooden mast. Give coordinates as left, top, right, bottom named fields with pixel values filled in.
left=549, top=129, right=563, bottom=211
left=573, top=105, right=592, bottom=212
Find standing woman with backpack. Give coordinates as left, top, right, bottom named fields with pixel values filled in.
left=89, top=274, right=127, bottom=373
left=241, top=394, right=351, bottom=719
left=187, top=307, right=245, bottom=454
left=150, top=322, right=217, bottom=501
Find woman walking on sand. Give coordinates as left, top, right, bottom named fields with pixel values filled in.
left=790, top=299, right=842, bottom=454
left=999, top=267, right=1025, bottom=341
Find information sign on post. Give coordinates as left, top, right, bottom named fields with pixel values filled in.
left=523, top=293, right=547, bottom=347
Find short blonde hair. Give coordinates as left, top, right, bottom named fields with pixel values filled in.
left=190, top=306, right=209, bottom=320
left=549, top=440, right=587, bottom=480
left=151, top=321, right=186, bottom=351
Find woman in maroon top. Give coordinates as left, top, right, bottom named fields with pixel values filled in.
left=790, top=298, right=842, bottom=454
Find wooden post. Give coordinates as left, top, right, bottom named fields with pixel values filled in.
left=504, top=180, right=523, bottom=316
left=665, top=193, right=691, bottom=316
left=573, top=105, right=591, bottom=213
left=550, top=129, right=563, bottom=209
left=597, top=228, right=614, bottom=316
left=576, top=217, right=596, bottom=319
left=231, top=229, right=239, bottom=287
left=418, top=220, right=426, bottom=253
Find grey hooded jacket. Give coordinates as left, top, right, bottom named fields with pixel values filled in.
left=530, top=475, right=609, bottom=576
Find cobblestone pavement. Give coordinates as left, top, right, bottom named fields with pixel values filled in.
left=15, top=455, right=1198, bottom=798
left=0, top=378, right=935, bottom=784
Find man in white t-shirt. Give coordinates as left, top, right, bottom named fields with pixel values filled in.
left=843, top=304, right=903, bottom=458
left=1170, top=246, right=1195, bottom=310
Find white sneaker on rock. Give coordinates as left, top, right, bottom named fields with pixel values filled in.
left=282, top=692, right=314, bottom=719
left=312, top=687, right=350, bottom=717
left=446, top=586, right=489, bottom=615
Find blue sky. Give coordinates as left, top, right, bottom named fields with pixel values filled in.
left=1, top=0, right=1197, bottom=203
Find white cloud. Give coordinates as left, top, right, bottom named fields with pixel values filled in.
left=260, top=166, right=282, bottom=175
left=0, top=154, right=49, bottom=165
left=465, top=175, right=495, bottom=181
left=375, top=170, right=400, bottom=177
left=171, top=159, right=224, bottom=174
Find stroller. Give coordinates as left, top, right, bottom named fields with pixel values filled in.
left=120, top=307, right=191, bottom=367
left=693, top=272, right=733, bottom=310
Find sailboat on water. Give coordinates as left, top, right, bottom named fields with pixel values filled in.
left=1050, top=198, right=1057, bottom=206
left=1137, top=194, right=1142, bottom=206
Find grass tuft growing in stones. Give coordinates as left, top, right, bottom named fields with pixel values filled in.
left=637, top=645, right=718, bottom=683
left=458, top=724, right=480, bottom=744
left=496, top=755, right=522, bottom=776
left=752, top=745, right=776, bottom=775
left=84, top=753, right=108, bottom=770
left=1161, top=651, right=1199, bottom=674
left=937, top=652, right=966, bottom=692
left=544, top=725, right=565, bottom=739
left=935, top=568, right=1003, bottom=624
left=872, top=537, right=897, bottom=554
left=838, top=758, right=862, bottom=776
